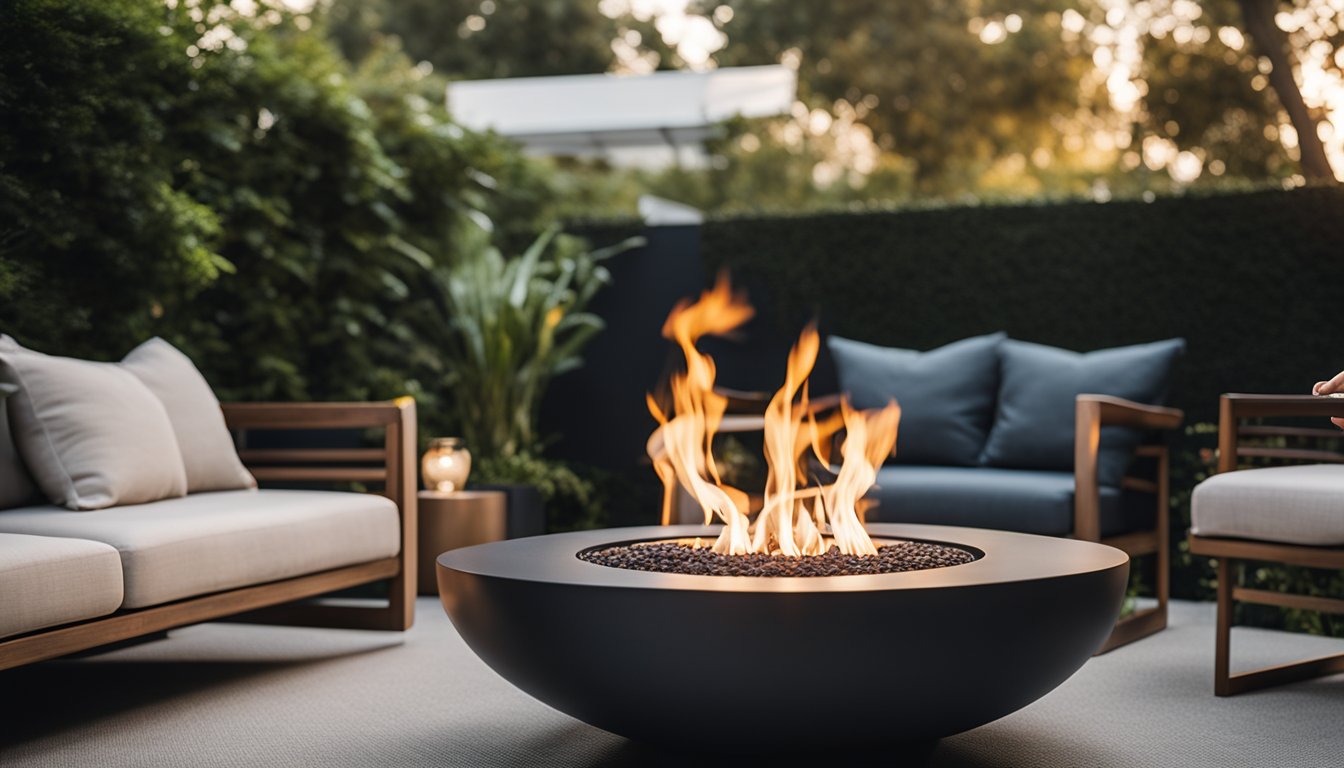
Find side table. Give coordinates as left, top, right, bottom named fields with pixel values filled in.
left=417, top=490, right=507, bottom=596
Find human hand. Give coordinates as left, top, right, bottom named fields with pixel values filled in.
left=1311, top=370, right=1344, bottom=429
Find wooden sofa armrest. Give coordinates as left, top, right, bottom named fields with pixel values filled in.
left=221, top=397, right=418, bottom=629
left=222, top=399, right=413, bottom=430
left=711, top=387, right=844, bottom=416
left=1073, top=395, right=1184, bottom=542
left=1217, top=394, right=1344, bottom=473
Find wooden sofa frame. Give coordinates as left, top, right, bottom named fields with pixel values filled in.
left=1188, top=394, right=1344, bottom=695
left=1075, top=395, right=1183, bottom=653
left=0, top=399, right=418, bottom=672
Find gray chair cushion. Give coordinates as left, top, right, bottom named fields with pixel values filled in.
left=865, top=465, right=1152, bottom=537
left=0, top=532, right=124, bottom=639
left=828, top=333, right=1006, bottom=466
left=1192, top=464, right=1344, bottom=546
left=0, top=383, right=40, bottom=509
left=0, top=489, right=400, bottom=609
left=979, top=338, right=1185, bottom=487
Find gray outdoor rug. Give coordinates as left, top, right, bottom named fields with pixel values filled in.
left=2, top=598, right=1342, bottom=767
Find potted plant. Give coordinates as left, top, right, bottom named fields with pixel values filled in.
left=400, top=222, right=642, bottom=533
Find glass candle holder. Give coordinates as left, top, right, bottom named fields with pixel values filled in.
left=422, top=437, right=472, bottom=493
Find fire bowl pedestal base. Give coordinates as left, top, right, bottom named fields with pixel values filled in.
left=437, top=524, right=1128, bottom=750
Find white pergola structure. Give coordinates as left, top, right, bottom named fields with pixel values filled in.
left=446, top=65, right=797, bottom=167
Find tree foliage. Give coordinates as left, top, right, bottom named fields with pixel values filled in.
left=0, top=0, right=557, bottom=431
left=325, top=0, right=620, bottom=79
left=699, top=0, right=1340, bottom=197
left=0, top=0, right=227, bottom=358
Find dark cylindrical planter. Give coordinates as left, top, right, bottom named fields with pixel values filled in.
left=468, top=482, right=545, bottom=539
left=438, top=524, right=1127, bottom=750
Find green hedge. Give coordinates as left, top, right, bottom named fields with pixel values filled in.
left=701, top=185, right=1344, bottom=426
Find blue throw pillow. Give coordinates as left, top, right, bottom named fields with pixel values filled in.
left=828, top=332, right=1006, bottom=466
left=979, top=338, right=1186, bottom=487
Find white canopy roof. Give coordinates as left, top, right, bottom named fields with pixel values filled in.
left=446, top=65, right=796, bottom=164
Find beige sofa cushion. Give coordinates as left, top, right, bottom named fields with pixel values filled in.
left=0, top=533, right=124, bottom=639
left=0, top=490, right=400, bottom=609
left=121, top=338, right=256, bottom=494
left=0, top=384, right=40, bottom=509
left=1191, top=464, right=1344, bottom=546
left=0, top=336, right=188, bottom=510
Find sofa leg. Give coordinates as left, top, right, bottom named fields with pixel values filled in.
left=1215, top=558, right=1233, bottom=695
left=1096, top=473, right=1171, bottom=656
left=1097, top=601, right=1167, bottom=654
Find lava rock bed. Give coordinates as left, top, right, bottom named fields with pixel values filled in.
left=578, top=540, right=977, bottom=577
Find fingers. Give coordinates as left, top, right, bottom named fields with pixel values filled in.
left=1332, top=417, right=1344, bottom=431
left=1314, top=370, right=1344, bottom=395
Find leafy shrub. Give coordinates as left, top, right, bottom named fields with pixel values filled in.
left=0, top=0, right=557, bottom=418
left=474, top=452, right=607, bottom=533
left=0, top=0, right=228, bottom=358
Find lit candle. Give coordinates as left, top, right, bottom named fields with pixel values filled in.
left=422, top=437, right=472, bottom=492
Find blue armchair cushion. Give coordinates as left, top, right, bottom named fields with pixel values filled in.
left=866, top=465, right=1154, bottom=537
left=979, top=338, right=1185, bottom=487
left=828, top=332, right=1006, bottom=467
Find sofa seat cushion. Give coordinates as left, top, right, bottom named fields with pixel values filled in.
left=864, top=465, right=1152, bottom=537
left=0, top=490, right=400, bottom=609
left=1191, top=464, right=1344, bottom=546
left=0, top=533, right=124, bottom=639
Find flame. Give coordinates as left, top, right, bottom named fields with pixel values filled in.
left=647, top=274, right=899, bottom=557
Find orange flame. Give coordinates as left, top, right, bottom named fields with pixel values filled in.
left=647, top=275, right=899, bottom=557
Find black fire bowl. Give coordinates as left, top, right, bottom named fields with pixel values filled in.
left=437, top=524, right=1128, bottom=751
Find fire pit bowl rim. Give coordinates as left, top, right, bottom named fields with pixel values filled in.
left=437, top=523, right=1128, bottom=594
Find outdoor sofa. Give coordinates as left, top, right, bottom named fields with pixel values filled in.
left=0, top=337, right=417, bottom=671
left=829, top=332, right=1187, bottom=650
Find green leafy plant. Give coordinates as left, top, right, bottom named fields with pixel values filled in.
left=404, top=224, right=642, bottom=460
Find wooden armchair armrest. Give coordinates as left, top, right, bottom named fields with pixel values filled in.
left=1217, top=394, right=1344, bottom=473
left=1073, top=395, right=1184, bottom=541
left=1079, top=394, right=1183, bottom=431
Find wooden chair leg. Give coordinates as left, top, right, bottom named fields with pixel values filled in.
left=1209, top=555, right=1344, bottom=695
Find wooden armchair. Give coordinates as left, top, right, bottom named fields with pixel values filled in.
left=1188, top=394, right=1344, bottom=695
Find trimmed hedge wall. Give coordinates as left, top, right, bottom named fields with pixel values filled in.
left=699, top=185, right=1344, bottom=426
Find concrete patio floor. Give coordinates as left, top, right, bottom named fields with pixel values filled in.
left=2, top=598, right=1342, bottom=767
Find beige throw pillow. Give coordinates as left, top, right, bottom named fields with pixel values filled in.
left=0, top=336, right=188, bottom=510
left=0, top=383, right=40, bottom=509
left=121, top=338, right=256, bottom=493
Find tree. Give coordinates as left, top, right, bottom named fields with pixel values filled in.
left=325, top=0, right=619, bottom=79
left=1235, top=0, right=1335, bottom=181
left=699, top=1, right=1104, bottom=197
